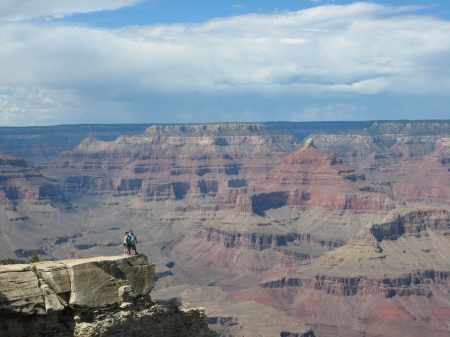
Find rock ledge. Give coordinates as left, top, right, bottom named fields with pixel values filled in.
left=0, top=255, right=215, bottom=337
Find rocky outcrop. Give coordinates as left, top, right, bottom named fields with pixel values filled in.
left=370, top=207, right=450, bottom=241
left=0, top=255, right=215, bottom=337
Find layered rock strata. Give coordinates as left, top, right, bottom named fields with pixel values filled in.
left=309, top=122, right=450, bottom=206
left=237, top=140, right=394, bottom=215
left=37, top=123, right=301, bottom=199
left=0, top=154, right=65, bottom=203
left=255, top=206, right=450, bottom=336
left=0, top=255, right=215, bottom=337
left=369, top=138, right=450, bottom=205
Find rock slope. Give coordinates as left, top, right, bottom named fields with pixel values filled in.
left=0, top=154, right=65, bottom=203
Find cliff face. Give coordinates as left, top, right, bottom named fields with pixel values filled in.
left=370, top=139, right=450, bottom=205
left=311, top=121, right=450, bottom=156
left=0, top=255, right=215, bottom=337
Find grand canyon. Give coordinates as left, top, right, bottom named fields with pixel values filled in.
left=1, top=121, right=450, bottom=336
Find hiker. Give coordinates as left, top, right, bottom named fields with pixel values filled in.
left=123, top=231, right=130, bottom=255
left=128, top=229, right=138, bottom=255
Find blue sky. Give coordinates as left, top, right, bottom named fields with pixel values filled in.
left=1, top=0, right=450, bottom=126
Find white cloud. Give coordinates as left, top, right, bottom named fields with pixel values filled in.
left=0, top=86, right=77, bottom=126
left=0, top=0, right=143, bottom=22
left=0, top=2, right=449, bottom=125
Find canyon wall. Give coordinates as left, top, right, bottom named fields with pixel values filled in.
left=2, top=121, right=450, bottom=337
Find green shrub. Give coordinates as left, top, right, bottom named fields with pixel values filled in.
left=28, top=253, right=41, bottom=263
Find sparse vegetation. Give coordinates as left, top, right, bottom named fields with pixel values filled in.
left=31, top=265, right=42, bottom=279
left=0, top=253, right=49, bottom=265
left=28, top=253, right=41, bottom=263
left=1, top=258, right=26, bottom=265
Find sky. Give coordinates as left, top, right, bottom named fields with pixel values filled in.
left=0, top=1, right=449, bottom=126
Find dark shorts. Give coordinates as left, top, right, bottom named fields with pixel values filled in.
left=129, top=244, right=136, bottom=250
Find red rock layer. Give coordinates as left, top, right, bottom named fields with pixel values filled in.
left=236, top=143, right=394, bottom=214
left=37, top=123, right=301, bottom=199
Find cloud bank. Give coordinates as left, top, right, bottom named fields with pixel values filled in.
left=1, top=2, right=449, bottom=125
left=0, top=0, right=143, bottom=22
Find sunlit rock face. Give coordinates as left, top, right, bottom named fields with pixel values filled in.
left=0, top=255, right=215, bottom=337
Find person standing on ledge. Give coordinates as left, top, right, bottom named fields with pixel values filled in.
left=128, top=229, right=138, bottom=255
left=123, top=231, right=130, bottom=255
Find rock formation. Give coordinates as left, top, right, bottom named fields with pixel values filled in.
left=242, top=140, right=394, bottom=213
left=368, top=138, right=450, bottom=205
left=0, top=255, right=215, bottom=337
left=34, top=124, right=301, bottom=210
left=309, top=122, right=450, bottom=206
left=2, top=121, right=450, bottom=336
left=255, top=205, right=450, bottom=336
left=0, top=124, right=153, bottom=164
